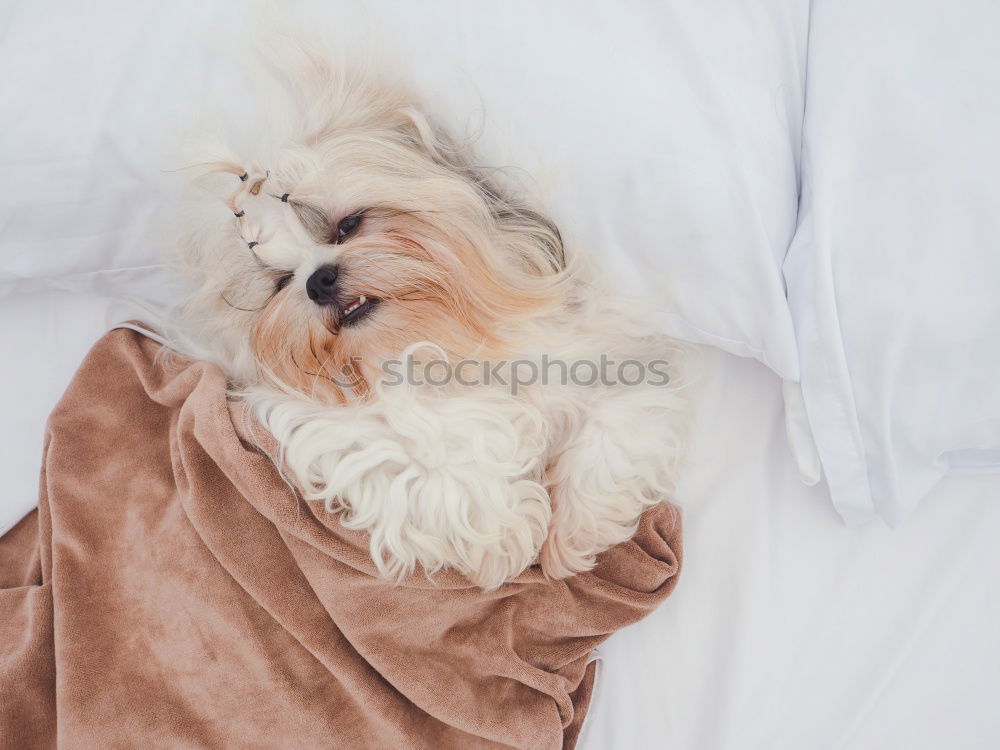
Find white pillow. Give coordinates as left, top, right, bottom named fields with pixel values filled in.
left=784, top=0, right=1000, bottom=524
left=0, top=1, right=807, bottom=379
left=371, top=1, right=809, bottom=380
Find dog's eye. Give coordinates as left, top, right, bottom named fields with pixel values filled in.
left=335, top=214, right=362, bottom=243
left=274, top=273, right=294, bottom=293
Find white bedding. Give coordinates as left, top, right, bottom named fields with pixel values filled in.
left=584, top=347, right=1000, bottom=749
left=0, top=293, right=120, bottom=535
left=783, top=0, right=1000, bottom=526
left=2, top=1, right=999, bottom=748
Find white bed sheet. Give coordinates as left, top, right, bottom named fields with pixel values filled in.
left=0, top=292, right=123, bottom=536
left=582, top=346, right=1000, bottom=749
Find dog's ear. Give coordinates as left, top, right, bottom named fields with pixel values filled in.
left=487, top=201, right=565, bottom=274
left=252, top=31, right=418, bottom=145
left=399, top=107, right=566, bottom=275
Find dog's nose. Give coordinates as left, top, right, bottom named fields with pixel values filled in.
left=306, top=265, right=339, bottom=305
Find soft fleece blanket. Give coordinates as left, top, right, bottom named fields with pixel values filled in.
left=0, top=328, right=682, bottom=749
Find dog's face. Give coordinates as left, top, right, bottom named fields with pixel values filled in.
left=174, top=65, right=565, bottom=404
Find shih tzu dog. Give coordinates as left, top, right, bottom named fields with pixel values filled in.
left=163, top=46, right=689, bottom=589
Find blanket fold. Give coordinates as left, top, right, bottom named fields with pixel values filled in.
left=0, top=329, right=681, bottom=749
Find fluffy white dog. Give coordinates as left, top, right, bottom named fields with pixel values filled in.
left=163, top=46, right=690, bottom=589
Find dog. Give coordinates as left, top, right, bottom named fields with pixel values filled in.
left=162, top=46, right=689, bottom=589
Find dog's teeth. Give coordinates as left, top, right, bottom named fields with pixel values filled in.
left=343, top=296, right=367, bottom=316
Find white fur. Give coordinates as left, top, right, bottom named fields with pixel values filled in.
left=161, top=40, right=691, bottom=589
left=249, top=367, right=552, bottom=587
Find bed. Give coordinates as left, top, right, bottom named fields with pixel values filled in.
left=2, top=1, right=998, bottom=747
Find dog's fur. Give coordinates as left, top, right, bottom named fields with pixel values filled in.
left=162, top=46, right=689, bottom=589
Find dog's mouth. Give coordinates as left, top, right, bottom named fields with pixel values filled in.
left=340, top=295, right=378, bottom=326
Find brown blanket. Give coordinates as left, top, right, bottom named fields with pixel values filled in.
left=0, top=329, right=681, bottom=749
